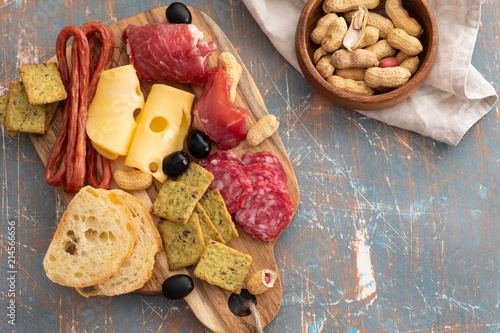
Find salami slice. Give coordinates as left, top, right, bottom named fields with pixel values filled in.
left=205, top=160, right=252, bottom=214
left=243, top=163, right=286, bottom=190
left=234, top=180, right=294, bottom=242
left=241, top=151, right=287, bottom=188
left=198, top=150, right=243, bottom=168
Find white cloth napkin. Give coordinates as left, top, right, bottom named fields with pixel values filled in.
left=242, top=0, right=498, bottom=145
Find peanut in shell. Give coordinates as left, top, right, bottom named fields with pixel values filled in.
left=310, top=13, right=338, bottom=44
left=323, top=0, right=380, bottom=13
left=330, top=49, right=378, bottom=69
left=387, top=28, right=423, bottom=56
left=364, top=66, right=411, bottom=89
left=327, top=75, right=375, bottom=96
left=321, top=17, right=348, bottom=53
left=385, top=0, right=423, bottom=37
left=365, top=39, right=396, bottom=61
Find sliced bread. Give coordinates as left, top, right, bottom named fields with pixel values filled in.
left=43, top=186, right=136, bottom=288
left=76, top=190, right=162, bottom=297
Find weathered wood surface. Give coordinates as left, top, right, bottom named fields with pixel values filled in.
left=30, top=6, right=299, bottom=332
left=1, top=0, right=499, bottom=332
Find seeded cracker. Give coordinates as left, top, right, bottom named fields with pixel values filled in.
left=194, top=203, right=225, bottom=244
left=18, top=62, right=67, bottom=105
left=158, top=212, right=205, bottom=270
left=199, top=189, right=238, bottom=243
left=151, top=179, right=204, bottom=224
left=44, top=101, right=59, bottom=132
left=194, top=240, right=252, bottom=294
left=176, top=162, right=214, bottom=192
left=0, top=95, right=17, bottom=137
left=4, top=81, right=46, bottom=134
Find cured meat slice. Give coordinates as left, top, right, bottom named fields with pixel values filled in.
left=205, top=160, right=252, bottom=214
left=243, top=163, right=286, bottom=190
left=198, top=150, right=243, bottom=168
left=234, top=180, right=294, bottom=242
left=123, top=23, right=217, bottom=85
left=192, top=66, right=248, bottom=150
left=241, top=151, right=287, bottom=187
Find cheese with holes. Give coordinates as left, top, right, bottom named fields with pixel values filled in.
left=125, top=84, right=194, bottom=182
left=86, top=65, right=144, bottom=159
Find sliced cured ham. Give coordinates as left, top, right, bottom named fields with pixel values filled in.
left=242, top=151, right=287, bottom=188
left=205, top=160, right=252, bottom=214
left=234, top=180, right=294, bottom=242
left=123, top=23, right=217, bottom=85
left=192, top=66, right=248, bottom=150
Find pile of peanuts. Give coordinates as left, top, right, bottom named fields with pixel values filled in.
left=311, top=0, right=423, bottom=95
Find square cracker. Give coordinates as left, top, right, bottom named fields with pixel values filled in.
left=18, top=62, right=67, bottom=105
left=199, top=189, right=238, bottom=243
left=194, top=203, right=225, bottom=244
left=194, top=240, right=252, bottom=294
left=4, top=81, right=46, bottom=134
left=0, top=95, right=18, bottom=137
left=151, top=179, right=204, bottom=224
left=176, top=162, right=214, bottom=192
left=44, top=101, right=59, bottom=131
left=158, top=212, right=205, bottom=270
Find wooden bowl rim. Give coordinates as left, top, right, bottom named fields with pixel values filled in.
left=295, top=0, right=439, bottom=110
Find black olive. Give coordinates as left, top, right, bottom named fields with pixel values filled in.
left=186, top=130, right=211, bottom=159
left=162, top=151, right=190, bottom=177
left=162, top=274, right=194, bottom=299
left=166, top=2, right=192, bottom=24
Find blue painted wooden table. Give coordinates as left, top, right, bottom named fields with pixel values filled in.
left=1, top=0, right=499, bottom=332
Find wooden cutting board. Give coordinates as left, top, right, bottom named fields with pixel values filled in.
left=31, top=5, right=300, bottom=333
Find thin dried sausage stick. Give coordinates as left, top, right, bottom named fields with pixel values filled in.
left=63, top=31, right=90, bottom=193
left=81, top=23, right=114, bottom=98
left=86, top=138, right=112, bottom=189
left=81, top=22, right=114, bottom=189
left=45, top=26, right=89, bottom=189
left=45, top=23, right=114, bottom=192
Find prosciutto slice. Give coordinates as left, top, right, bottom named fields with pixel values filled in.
left=192, top=66, right=248, bottom=150
left=123, top=23, right=217, bottom=85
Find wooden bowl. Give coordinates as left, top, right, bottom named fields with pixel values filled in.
left=295, top=0, right=438, bottom=110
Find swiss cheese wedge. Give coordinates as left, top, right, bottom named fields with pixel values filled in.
left=125, top=84, right=194, bottom=182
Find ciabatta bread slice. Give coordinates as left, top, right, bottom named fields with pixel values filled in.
left=76, top=190, right=162, bottom=296
left=43, top=186, right=136, bottom=288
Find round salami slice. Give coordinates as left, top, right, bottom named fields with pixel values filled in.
left=198, top=150, right=243, bottom=168
left=205, top=160, right=252, bottom=214
left=235, top=180, right=294, bottom=242
left=241, top=151, right=287, bottom=187
left=243, top=163, right=286, bottom=190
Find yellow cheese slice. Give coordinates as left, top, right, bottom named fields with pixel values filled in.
left=125, top=84, right=194, bottom=182
left=91, top=141, right=119, bottom=160
left=86, top=65, right=144, bottom=158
